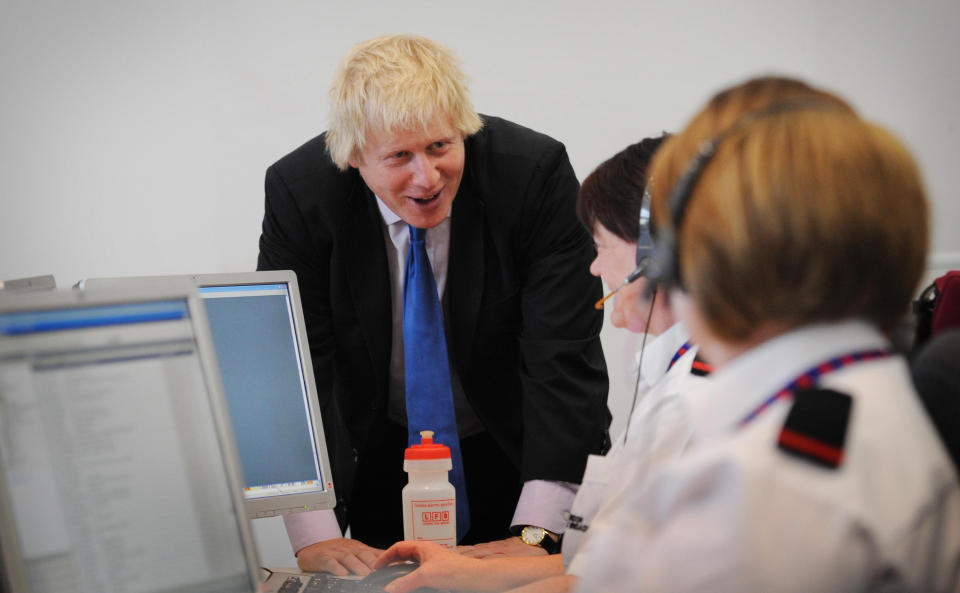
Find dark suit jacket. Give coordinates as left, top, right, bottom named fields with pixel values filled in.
left=257, top=115, right=610, bottom=529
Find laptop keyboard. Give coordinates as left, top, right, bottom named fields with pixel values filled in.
left=274, top=573, right=388, bottom=593
left=265, top=563, right=444, bottom=593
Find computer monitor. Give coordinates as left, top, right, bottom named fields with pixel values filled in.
left=0, top=286, right=261, bottom=593
left=79, top=271, right=336, bottom=519
left=0, top=275, right=56, bottom=293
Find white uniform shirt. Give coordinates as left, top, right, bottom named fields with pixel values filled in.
left=577, top=320, right=960, bottom=593
left=564, top=323, right=709, bottom=572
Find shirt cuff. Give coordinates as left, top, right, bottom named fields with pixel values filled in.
left=510, top=479, right=579, bottom=535
left=282, top=509, right=342, bottom=555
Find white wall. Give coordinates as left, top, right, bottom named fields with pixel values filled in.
left=3, top=0, right=958, bottom=566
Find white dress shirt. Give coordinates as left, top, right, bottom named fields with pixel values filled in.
left=576, top=320, right=960, bottom=593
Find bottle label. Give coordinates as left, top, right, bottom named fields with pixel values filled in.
left=407, top=498, right=456, bottom=548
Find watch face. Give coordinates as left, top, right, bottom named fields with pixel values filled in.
left=522, top=526, right=546, bottom=545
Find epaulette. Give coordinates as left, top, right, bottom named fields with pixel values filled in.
left=776, top=387, right=853, bottom=469
left=690, top=354, right=713, bottom=377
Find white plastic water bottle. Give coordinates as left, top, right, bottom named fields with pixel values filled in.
left=401, top=430, right=456, bottom=548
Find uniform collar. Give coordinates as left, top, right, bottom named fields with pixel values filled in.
left=681, top=320, right=889, bottom=442
left=636, top=322, right=690, bottom=388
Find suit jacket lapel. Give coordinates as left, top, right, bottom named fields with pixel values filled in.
left=344, top=183, right=392, bottom=397
left=447, top=181, right=485, bottom=378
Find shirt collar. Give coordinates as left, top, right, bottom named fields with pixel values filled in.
left=374, top=195, right=453, bottom=228
left=681, top=319, right=889, bottom=442
left=636, top=322, right=690, bottom=387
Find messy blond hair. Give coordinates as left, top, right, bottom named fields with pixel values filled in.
left=325, top=34, right=483, bottom=170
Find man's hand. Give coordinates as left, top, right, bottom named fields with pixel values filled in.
left=457, top=536, right=549, bottom=559
left=376, top=541, right=485, bottom=593
left=295, top=538, right=382, bottom=576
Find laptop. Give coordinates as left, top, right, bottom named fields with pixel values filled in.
left=0, top=285, right=261, bottom=593
left=78, top=271, right=336, bottom=519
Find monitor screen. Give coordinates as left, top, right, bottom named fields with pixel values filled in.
left=79, top=272, right=336, bottom=519
left=0, top=289, right=259, bottom=593
left=198, top=281, right=333, bottom=514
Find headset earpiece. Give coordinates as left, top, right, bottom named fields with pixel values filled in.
left=634, top=186, right=656, bottom=268
left=651, top=139, right=719, bottom=291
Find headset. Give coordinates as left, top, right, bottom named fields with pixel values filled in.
left=639, top=137, right=719, bottom=293
left=627, top=184, right=657, bottom=284
left=634, top=98, right=849, bottom=295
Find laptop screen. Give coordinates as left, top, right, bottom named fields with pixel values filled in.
left=78, top=272, right=336, bottom=519
left=0, top=289, right=259, bottom=593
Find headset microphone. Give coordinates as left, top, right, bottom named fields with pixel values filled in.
left=624, top=259, right=649, bottom=285
left=594, top=259, right=650, bottom=310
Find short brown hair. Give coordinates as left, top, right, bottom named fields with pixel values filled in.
left=648, top=76, right=929, bottom=340
left=577, top=135, right=666, bottom=241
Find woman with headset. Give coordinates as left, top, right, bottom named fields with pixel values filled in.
left=560, top=135, right=712, bottom=579
left=576, top=77, right=960, bottom=592
left=370, top=137, right=713, bottom=593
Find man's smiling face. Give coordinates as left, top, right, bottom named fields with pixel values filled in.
left=350, top=120, right=465, bottom=229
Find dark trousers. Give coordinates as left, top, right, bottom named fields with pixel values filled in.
left=348, top=420, right=522, bottom=548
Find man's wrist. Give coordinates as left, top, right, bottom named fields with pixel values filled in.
left=283, top=509, right=342, bottom=554
left=510, top=479, right=578, bottom=535
left=513, top=525, right=560, bottom=554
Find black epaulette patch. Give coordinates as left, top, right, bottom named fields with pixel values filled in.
left=690, top=354, right=713, bottom=377
left=777, top=387, right=853, bottom=469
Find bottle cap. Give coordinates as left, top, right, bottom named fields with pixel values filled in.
left=404, top=430, right=452, bottom=460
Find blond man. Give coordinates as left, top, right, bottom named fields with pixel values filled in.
left=257, top=35, right=609, bottom=575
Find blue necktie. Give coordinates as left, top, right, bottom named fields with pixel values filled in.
left=402, top=225, right=470, bottom=542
